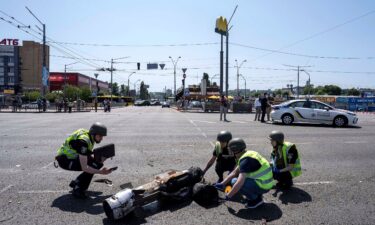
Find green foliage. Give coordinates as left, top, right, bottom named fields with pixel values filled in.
left=110, top=82, right=119, bottom=96
left=64, top=85, right=81, bottom=100
left=46, top=91, right=63, bottom=103
left=347, top=88, right=360, bottom=96
left=80, top=87, right=92, bottom=102
left=202, top=73, right=211, bottom=86
left=25, top=91, right=41, bottom=102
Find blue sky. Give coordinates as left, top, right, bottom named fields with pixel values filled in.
left=1, top=0, right=375, bottom=92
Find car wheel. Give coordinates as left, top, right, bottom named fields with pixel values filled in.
left=333, top=116, right=347, bottom=127
left=282, top=114, right=294, bottom=125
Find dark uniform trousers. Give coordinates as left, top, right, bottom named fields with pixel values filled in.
left=215, top=158, right=236, bottom=182
left=57, top=155, right=103, bottom=191
left=273, top=171, right=293, bottom=187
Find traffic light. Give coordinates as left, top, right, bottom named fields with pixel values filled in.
left=137, top=62, right=140, bottom=70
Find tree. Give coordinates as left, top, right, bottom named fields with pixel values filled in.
left=120, top=84, right=127, bottom=96
left=110, top=82, right=119, bottom=96
left=25, top=91, right=41, bottom=102
left=322, top=85, right=341, bottom=95
left=202, top=73, right=211, bottom=86
left=139, top=81, right=149, bottom=100
left=347, top=88, right=360, bottom=96
left=65, top=85, right=81, bottom=100
left=80, top=87, right=92, bottom=102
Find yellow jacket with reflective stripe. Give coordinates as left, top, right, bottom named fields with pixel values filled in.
left=281, top=142, right=302, bottom=178
left=56, top=129, right=94, bottom=159
left=238, top=150, right=274, bottom=190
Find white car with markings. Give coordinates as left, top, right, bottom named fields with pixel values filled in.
left=271, top=99, right=358, bottom=127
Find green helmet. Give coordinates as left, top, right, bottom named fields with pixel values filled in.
left=89, top=122, right=107, bottom=136
left=228, top=138, right=246, bottom=153
left=217, top=131, right=232, bottom=143
left=268, top=130, right=284, bottom=144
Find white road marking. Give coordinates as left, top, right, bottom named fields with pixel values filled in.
left=41, top=161, right=54, bottom=169
left=232, top=121, right=248, bottom=124
left=343, top=141, right=368, bottom=144
left=201, top=132, right=208, bottom=138
left=295, top=181, right=334, bottom=185
left=192, top=120, right=216, bottom=124
left=0, top=185, right=13, bottom=194
left=18, top=190, right=69, bottom=194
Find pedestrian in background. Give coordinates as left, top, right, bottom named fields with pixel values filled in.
left=260, top=93, right=268, bottom=123
left=266, top=95, right=274, bottom=121
left=254, top=97, right=261, bottom=121
left=220, top=94, right=228, bottom=122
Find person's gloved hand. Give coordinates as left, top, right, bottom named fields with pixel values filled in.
left=272, top=167, right=280, bottom=174
left=224, top=194, right=231, bottom=201
left=214, top=183, right=224, bottom=191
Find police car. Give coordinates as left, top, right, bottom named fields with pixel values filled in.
left=271, top=99, right=358, bottom=127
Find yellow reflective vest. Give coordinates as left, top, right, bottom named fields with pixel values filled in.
left=238, top=151, right=274, bottom=190
left=56, top=129, right=94, bottom=159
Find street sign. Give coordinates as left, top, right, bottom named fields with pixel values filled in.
left=4, top=89, right=14, bottom=94
left=159, top=64, right=165, bottom=70
left=184, top=88, right=190, bottom=97
left=147, top=63, right=158, bottom=70
left=182, top=68, right=187, bottom=73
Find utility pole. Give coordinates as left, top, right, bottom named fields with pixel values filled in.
left=64, top=62, right=78, bottom=97
left=283, top=64, right=312, bottom=99
left=301, top=70, right=312, bottom=98
left=235, top=59, right=246, bottom=96
left=226, top=5, right=238, bottom=98
left=94, top=73, right=99, bottom=112
left=169, top=56, right=181, bottom=97
left=26, top=6, right=47, bottom=111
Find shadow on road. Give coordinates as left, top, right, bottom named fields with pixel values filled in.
left=271, top=122, right=361, bottom=129
left=51, top=191, right=111, bottom=215
left=272, top=186, right=312, bottom=205
left=227, top=203, right=282, bottom=223
left=102, top=200, right=193, bottom=225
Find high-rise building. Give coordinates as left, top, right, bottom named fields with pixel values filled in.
left=0, top=44, right=21, bottom=94
left=19, top=41, right=50, bottom=91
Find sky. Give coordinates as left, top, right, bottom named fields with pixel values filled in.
left=1, top=0, right=375, bottom=92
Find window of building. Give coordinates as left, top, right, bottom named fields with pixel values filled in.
left=0, top=77, right=4, bottom=85
left=8, top=57, right=13, bottom=63
left=8, top=76, right=14, bottom=83
left=0, top=58, right=4, bottom=63
left=7, top=67, right=14, bottom=73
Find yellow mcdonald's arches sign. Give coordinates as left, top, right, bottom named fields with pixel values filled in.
left=215, top=16, right=228, bottom=35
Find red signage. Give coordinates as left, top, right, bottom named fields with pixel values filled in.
left=0, top=39, right=19, bottom=46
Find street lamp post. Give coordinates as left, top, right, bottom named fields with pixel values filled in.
left=301, top=70, right=311, bottom=98
left=239, top=74, right=247, bottom=100
left=210, top=74, right=220, bottom=84
left=169, top=56, right=181, bottom=97
left=235, top=59, right=246, bottom=96
left=127, top=72, right=136, bottom=96
left=64, top=61, right=78, bottom=97
left=94, top=73, right=99, bottom=112
left=108, top=56, right=130, bottom=104
left=134, top=79, right=141, bottom=98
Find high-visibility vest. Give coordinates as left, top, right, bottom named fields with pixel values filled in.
left=281, top=142, right=302, bottom=178
left=238, top=151, right=274, bottom=190
left=56, top=129, right=94, bottom=159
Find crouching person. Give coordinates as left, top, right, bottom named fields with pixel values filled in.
left=215, top=138, right=274, bottom=209
left=268, top=131, right=301, bottom=189
left=55, top=122, right=112, bottom=199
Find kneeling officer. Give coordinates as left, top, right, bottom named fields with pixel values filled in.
left=215, top=138, right=274, bottom=208
left=55, top=122, right=112, bottom=198
left=269, top=130, right=301, bottom=189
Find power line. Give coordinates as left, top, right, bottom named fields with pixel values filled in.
left=47, top=41, right=219, bottom=47
left=248, top=9, right=375, bottom=62
left=230, top=42, right=374, bottom=60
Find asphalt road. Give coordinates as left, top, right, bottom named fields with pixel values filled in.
left=1, top=107, right=375, bottom=225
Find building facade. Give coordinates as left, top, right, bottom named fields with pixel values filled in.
left=19, top=41, right=50, bottom=91
left=0, top=44, right=21, bottom=94
left=49, top=72, right=109, bottom=93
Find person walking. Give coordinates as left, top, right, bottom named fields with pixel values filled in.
left=260, top=93, right=268, bottom=123
left=220, top=94, right=228, bottom=122
left=254, top=97, right=261, bottom=121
